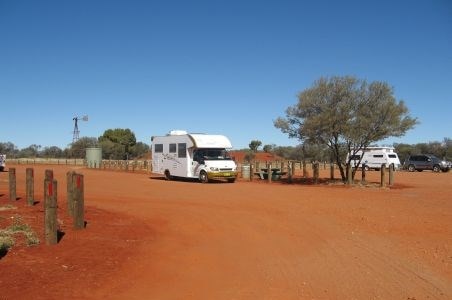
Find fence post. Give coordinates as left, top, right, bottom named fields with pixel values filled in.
left=380, top=164, right=386, bottom=188
left=249, top=163, right=253, bottom=182
left=302, top=161, right=307, bottom=178
left=26, top=168, right=34, bottom=206
left=330, top=163, right=334, bottom=180
left=347, top=165, right=353, bottom=185
left=288, top=161, right=293, bottom=183
left=389, top=163, right=394, bottom=186
left=73, top=174, right=85, bottom=229
left=267, top=162, right=272, bottom=183
left=361, top=165, right=367, bottom=184
left=9, top=168, right=16, bottom=201
left=313, top=162, right=319, bottom=184
left=44, top=179, right=58, bottom=245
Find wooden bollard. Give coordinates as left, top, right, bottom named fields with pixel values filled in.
left=330, top=163, right=334, bottom=180
left=361, top=165, right=367, bottom=184
left=45, top=169, right=53, bottom=181
left=347, top=165, right=353, bottom=185
left=44, top=179, right=58, bottom=245
left=288, top=161, right=293, bottom=183
left=26, top=168, right=34, bottom=206
left=302, top=161, right=307, bottom=178
left=66, top=171, right=76, bottom=217
left=380, top=164, right=386, bottom=188
left=9, top=168, right=16, bottom=201
left=313, top=162, right=319, bottom=184
left=44, top=169, right=54, bottom=201
left=73, top=174, right=85, bottom=229
left=249, top=164, right=253, bottom=182
left=267, top=163, right=272, bottom=183
left=389, top=163, right=394, bottom=186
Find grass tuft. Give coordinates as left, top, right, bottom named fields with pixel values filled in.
left=0, top=214, right=40, bottom=251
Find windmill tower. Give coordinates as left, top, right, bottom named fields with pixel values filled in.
left=72, top=115, right=88, bottom=143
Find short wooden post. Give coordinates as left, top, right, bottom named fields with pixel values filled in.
left=313, top=162, right=319, bottom=184
left=66, top=171, right=76, bottom=217
left=347, top=165, right=353, bottom=185
left=44, top=179, right=58, bottom=245
left=389, top=163, right=394, bottom=186
left=267, top=162, right=272, bottom=183
left=361, top=165, right=366, bottom=184
left=288, top=161, right=293, bottom=183
left=302, top=161, right=307, bottom=178
left=44, top=169, right=54, bottom=201
left=73, top=174, right=85, bottom=229
left=9, top=168, right=16, bottom=201
left=45, top=169, right=53, bottom=181
left=26, top=168, right=34, bottom=206
left=330, top=163, right=334, bottom=180
left=380, top=164, right=386, bottom=188
left=249, top=163, right=253, bottom=182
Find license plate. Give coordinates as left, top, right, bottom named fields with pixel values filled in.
left=223, top=173, right=230, bottom=177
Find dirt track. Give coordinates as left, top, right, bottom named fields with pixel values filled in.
left=1, top=165, right=451, bottom=299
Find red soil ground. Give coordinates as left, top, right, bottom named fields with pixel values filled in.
left=0, top=165, right=451, bottom=299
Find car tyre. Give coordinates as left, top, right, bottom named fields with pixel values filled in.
left=408, top=165, right=416, bottom=172
left=199, top=171, right=209, bottom=183
left=432, top=165, right=441, bottom=172
left=164, top=170, right=172, bottom=180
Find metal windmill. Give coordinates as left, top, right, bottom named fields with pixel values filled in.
left=72, top=115, right=89, bottom=143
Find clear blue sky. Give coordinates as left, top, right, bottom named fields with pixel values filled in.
left=1, top=0, right=451, bottom=150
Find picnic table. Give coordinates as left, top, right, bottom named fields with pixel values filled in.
left=255, top=168, right=287, bottom=180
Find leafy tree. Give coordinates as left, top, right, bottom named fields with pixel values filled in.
left=99, top=139, right=124, bottom=160
left=68, top=137, right=98, bottom=158
left=18, top=144, right=41, bottom=158
left=275, top=76, right=417, bottom=181
left=0, top=142, right=18, bottom=157
left=41, top=146, right=64, bottom=158
left=129, top=142, right=150, bottom=159
left=99, top=128, right=136, bottom=159
left=263, top=144, right=275, bottom=153
left=249, top=140, right=262, bottom=152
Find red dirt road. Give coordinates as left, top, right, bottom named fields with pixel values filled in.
left=1, top=165, right=451, bottom=299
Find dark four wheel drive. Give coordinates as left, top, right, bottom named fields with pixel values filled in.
left=404, top=154, right=450, bottom=172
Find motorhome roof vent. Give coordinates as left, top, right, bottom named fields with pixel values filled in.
left=168, top=130, right=188, bottom=136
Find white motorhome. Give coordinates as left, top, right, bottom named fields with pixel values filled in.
left=0, top=154, right=5, bottom=172
left=151, top=130, right=238, bottom=183
left=348, top=147, right=401, bottom=170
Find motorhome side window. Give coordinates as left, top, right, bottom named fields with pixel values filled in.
left=178, top=143, right=187, bottom=158
left=350, top=155, right=361, bottom=160
left=154, top=144, right=163, bottom=153
left=388, top=154, right=397, bottom=158
left=373, top=154, right=383, bottom=158
left=169, top=143, right=176, bottom=153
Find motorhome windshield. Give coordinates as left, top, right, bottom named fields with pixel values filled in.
left=194, top=148, right=231, bottom=161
